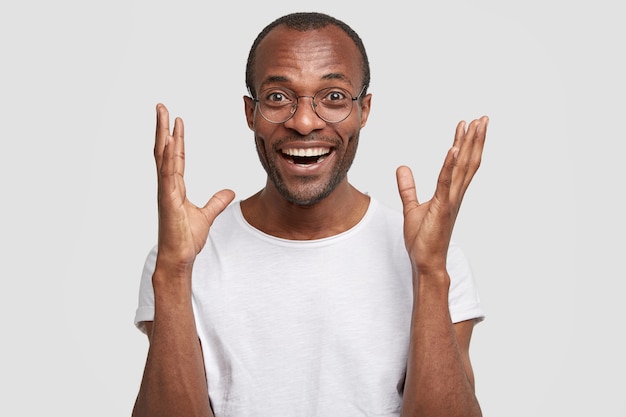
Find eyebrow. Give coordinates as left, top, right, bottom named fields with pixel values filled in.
left=260, top=73, right=351, bottom=89
left=264, top=75, right=290, bottom=84
left=321, top=73, right=349, bottom=82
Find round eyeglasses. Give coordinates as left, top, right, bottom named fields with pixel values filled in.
left=252, top=86, right=366, bottom=124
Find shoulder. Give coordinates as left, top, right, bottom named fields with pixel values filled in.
left=446, top=241, right=471, bottom=272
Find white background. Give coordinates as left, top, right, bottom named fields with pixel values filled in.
left=1, top=0, right=624, bottom=416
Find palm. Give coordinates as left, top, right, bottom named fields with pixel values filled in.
left=397, top=117, right=488, bottom=274
left=154, top=103, right=235, bottom=267
left=398, top=181, right=457, bottom=273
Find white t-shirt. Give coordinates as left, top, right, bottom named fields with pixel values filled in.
left=135, top=198, right=484, bottom=417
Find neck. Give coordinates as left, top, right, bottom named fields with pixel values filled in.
left=240, top=180, right=370, bottom=240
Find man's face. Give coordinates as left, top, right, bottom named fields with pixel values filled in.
left=244, top=25, right=371, bottom=206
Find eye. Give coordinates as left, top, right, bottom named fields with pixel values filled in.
left=316, top=88, right=352, bottom=109
left=262, top=89, right=294, bottom=105
left=316, top=88, right=351, bottom=105
left=325, top=90, right=347, bottom=101
left=268, top=92, right=286, bottom=102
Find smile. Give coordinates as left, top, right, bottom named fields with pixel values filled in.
left=281, top=147, right=332, bottom=165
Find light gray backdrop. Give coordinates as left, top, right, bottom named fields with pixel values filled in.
left=1, top=0, right=623, bottom=416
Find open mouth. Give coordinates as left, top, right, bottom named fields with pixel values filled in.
left=281, top=147, right=332, bottom=166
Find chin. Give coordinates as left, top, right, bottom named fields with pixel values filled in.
left=274, top=175, right=344, bottom=207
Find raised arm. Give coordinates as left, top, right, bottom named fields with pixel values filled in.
left=396, top=116, right=488, bottom=417
left=132, top=104, right=235, bottom=417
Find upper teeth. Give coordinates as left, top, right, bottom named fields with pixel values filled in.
left=283, top=147, right=330, bottom=157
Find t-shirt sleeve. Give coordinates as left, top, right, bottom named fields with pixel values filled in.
left=134, top=245, right=158, bottom=334
left=446, top=242, right=485, bottom=324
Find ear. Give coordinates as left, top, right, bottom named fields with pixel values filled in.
left=243, top=95, right=256, bottom=130
left=358, top=93, right=372, bottom=128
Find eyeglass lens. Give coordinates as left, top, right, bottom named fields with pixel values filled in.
left=257, top=87, right=358, bottom=123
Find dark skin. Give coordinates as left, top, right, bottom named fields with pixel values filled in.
left=241, top=26, right=371, bottom=239
left=133, top=24, right=488, bottom=417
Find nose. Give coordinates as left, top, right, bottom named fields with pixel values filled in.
left=283, top=96, right=326, bottom=135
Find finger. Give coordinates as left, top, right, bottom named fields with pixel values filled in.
left=472, top=115, right=489, bottom=166
left=172, top=116, right=185, bottom=177
left=154, top=103, right=171, bottom=172
left=396, top=165, right=420, bottom=214
left=450, top=118, right=479, bottom=190
left=160, top=132, right=177, bottom=195
left=201, top=189, right=236, bottom=226
left=452, top=120, right=466, bottom=150
left=464, top=116, right=488, bottom=188
left=432, top=146, right=458, bottom=206
left=451, top=116, right=488, bottom=199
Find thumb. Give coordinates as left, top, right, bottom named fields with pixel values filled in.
left=396, top=166, right=420, bottom=212
left=201, top=189, right=236, bottom=226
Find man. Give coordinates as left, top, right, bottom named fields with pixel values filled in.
left=133, top=11, right=488, bottom=417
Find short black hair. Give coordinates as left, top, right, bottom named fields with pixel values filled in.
left=245, top=12, right=370, bottom=99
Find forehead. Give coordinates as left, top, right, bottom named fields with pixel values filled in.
left=252, top=25, right=363, bottom=92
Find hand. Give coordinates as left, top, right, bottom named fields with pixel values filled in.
left=153, top=103, right=235, bottom=273
left=396, top=116, right=488, bottom=279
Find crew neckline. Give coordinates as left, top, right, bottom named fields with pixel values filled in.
left=232, top=198, right=378, bottom=247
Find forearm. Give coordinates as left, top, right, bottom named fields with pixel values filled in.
left=133, top=269, right=214, bottom=417
left=400, top=270, right=481, bottom=417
